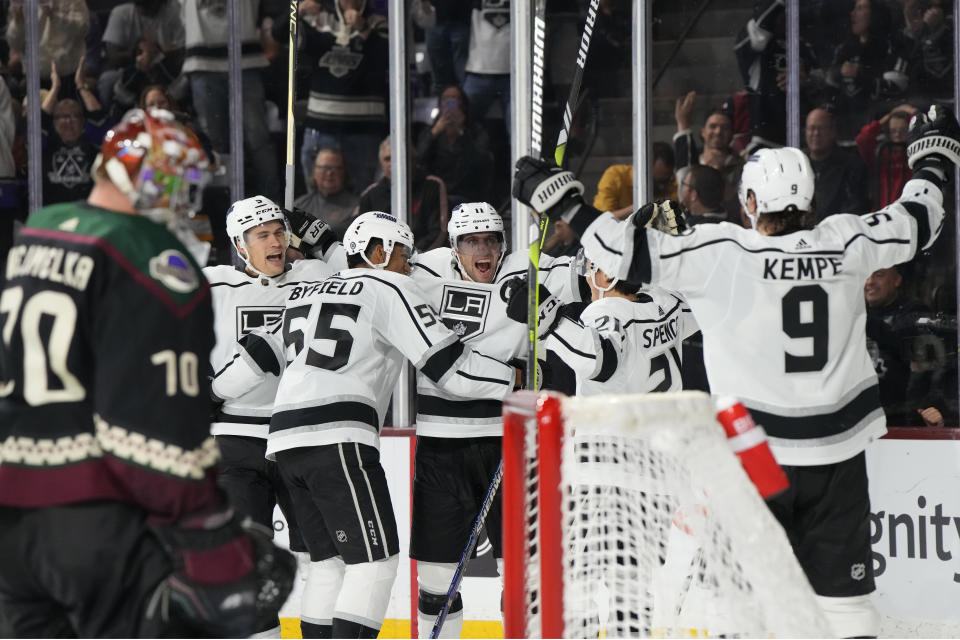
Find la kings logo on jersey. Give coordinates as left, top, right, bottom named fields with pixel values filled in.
left=236, top=306, right=283, bottom=338
left=439, top=285, right=490, bottom=341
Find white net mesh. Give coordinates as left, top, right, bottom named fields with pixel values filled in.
left=524, top=391, right=828, bottom=638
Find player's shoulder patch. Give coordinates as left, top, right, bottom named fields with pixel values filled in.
left=149, top=249, right=200, bottom=293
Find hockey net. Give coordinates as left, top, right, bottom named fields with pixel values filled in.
left=502, top=390, right=828, bottom=638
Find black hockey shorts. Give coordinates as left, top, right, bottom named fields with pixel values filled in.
left=0, top=501, right=179, bottom=638
left=276, top=442, right=399, bottom=564
left=216, top=434, right=306, bottom=552
left=410, top=435, right=503, bottom=563
left=765, top=451, right=875, bottom=597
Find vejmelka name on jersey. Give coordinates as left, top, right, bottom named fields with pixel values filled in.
left=6, top=244, right=94, bottom=291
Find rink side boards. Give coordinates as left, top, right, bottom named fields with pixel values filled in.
left=271, top=427, right=960, bottom=639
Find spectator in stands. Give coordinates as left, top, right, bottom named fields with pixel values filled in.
left=99, top=0, right=184, bottom=112
left=593, top=144, right=677, bottom=221
left=423, top=1, right=472, bottom=95
left=900, top=0, right=953, bottom=100
left=285, top=0, right=389, bottom=193
left=734, top=0, right=823, bottom=150
left=864, top=265, right=943, bottom=426
left=40, top=59, right=106, bottom=205
left=673, top=92, right=744, bottom=218
left=41, top=99, right=97, bottom=204
left=679, top=165, right=731, bottom=226
left=357, top=136, right=449, bottom=251
left=293, top=148, right=359, bottom=238
left=108, top=29, right=184, bottom=121
left=824, top=0, right=909, bottom=137
left=183, top=0, right=280, bottom=202
left=855, top=103, right=916, bottom=208
left=804, top=107, right=869, bottom=216
left=417, top=85, right=493, bottom=206
left=6, top=0, right=89, bottom=97
left=593, top=164, right=633, bottom=219
left=463, top=0, right=511, bottom=135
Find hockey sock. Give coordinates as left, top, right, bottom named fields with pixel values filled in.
left=418, top=590, right=463, bottom=639
left=300, top=621, right=332, bottom=638
left=331, top=618, right=380, bottom=638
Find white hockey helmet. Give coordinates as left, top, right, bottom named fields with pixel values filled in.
left=225, top=195, right=291, bottom=275
left=448, top=202, right=507, bottom=279
left=343, top=211, right=415, bottom=269
left=738, top=147, right=814, bottom=228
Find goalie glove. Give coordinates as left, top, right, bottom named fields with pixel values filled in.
left=147, top=508, right=296, bottom=637
left=283, top=207, right=338, bottom=258
left=634, top=199, right=688, bottom=235
left=503, top=277, right=562, bottom=340
left=513, top=155, right=585, bottom=220
left=906, top=104, right=960, bottom=178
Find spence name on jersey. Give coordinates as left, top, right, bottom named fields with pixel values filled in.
left=548, top=287, right=698, bottom=395
left=410, top=248, right=581, bottom=438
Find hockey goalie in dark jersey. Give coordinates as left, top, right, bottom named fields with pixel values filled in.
left=512, top=104, right=960, bottom=638
left=0, top=109, right=294, bottom=637
left=212, top=210, right=521, bottom=638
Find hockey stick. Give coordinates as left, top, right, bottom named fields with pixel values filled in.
left=554, top=0, right=599, bottom=169
left=525, top=0, right=549, bottom=390
left=526, top=0, right=600, bottom=389
left=283, top=0, right=298, bottom=213
left=429, top=461, right=504, bottom=639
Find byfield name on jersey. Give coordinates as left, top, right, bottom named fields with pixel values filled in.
left=6, top=244, right=94, bottom=291
left=642, top=316, right=681, bottom=348
left=288, top=278, right=364, bottom=301
left=762, top=255, right=843, bottom=281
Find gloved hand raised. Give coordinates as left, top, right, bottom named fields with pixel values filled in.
left=512, top=156, right=585, bottom=219
left=907, top=104, right=960, bottom=175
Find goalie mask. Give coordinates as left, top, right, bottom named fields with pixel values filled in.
left=96, top=108, right=210, bottom=224
left=738, top=147, right=814, bottom=229
left=344, top=211, right=415, bottom=269
left=226, top=196, right=291, bottom=277
left=448, top=202, right=507, bottom=282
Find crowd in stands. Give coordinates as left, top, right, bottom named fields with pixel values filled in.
left=0, top=0, right=957, bottom=425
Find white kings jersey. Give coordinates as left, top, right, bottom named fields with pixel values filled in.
left=579, top=177, right=943, bottom=466
left=256, top=268, right=517, bottom=456
left=560, top=288, right=698, bottom=396
left=205, top=260, right=338, bottom=438
left=410, top=248, right=582, bottom=438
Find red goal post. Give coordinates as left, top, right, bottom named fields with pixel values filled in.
left=502, top=390, right=829, bottom=638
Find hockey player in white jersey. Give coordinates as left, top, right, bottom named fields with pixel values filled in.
left=512, top=105, right=960, bottom=637
left=408, top=202, right=585, bottom=637
left=205, top=196, right=343, bottom=635
left=216, top=211, right=520, bottom=638
left=541, top=246, right=697, bottom=395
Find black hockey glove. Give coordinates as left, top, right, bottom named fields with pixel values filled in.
left=503, top=277, right=562, bottom=340
left=513, top=156, right=585, bottom=221
left=906, top=105, right=960, bottom=176
left=147, top=507, right=296, bottom=637
left=283, top=207, right=337, bottom=257
left=634, top=199, right=688, bottom=235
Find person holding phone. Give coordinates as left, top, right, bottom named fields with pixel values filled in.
left=416, top=85, right=493, bottom=206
